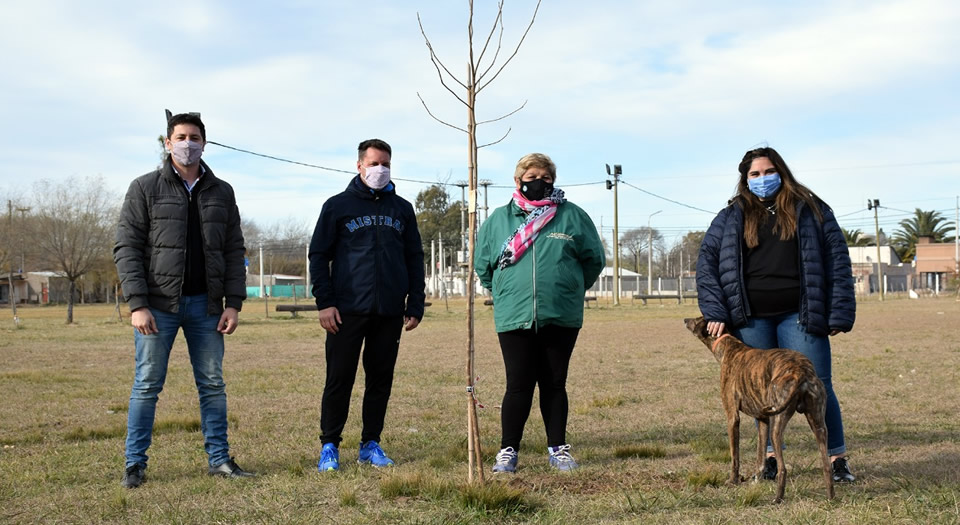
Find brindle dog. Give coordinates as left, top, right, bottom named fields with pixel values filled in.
left=684, top=317, right=834, bottom=502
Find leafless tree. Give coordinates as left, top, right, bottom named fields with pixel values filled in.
left=418, top=0, right=541, bottom=484
left=31, top=177, right=118, bottom=323
left=620, top=227, right=664, bottom=274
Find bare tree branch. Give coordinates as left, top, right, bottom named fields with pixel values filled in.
left=477, top=127, right=512, bottom=149
left=476, top=100, right=527, bottom=126
left=476, top=2, right=506, bottom=83
left=474, top=1, right=504, bottom=75
left=477, top=0, right=542, bottom=94
left=418, top=12, right=469, bottom=97
left=417, top=92, right=469, bottom=134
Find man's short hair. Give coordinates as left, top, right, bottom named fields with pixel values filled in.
left=167, top=113, right=206, bottom=141
left=358, top=139, right=391, bottom=161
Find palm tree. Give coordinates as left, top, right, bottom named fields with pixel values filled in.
left=841, top=228, right=872, bottom=246
left=892, top=208, right=956, bottom=261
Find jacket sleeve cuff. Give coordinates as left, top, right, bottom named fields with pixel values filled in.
left=225, top=297, right=244, bottom=311
left=315, top=297, right=336, bottom=310
left=127, top=296, right=149, bottom=312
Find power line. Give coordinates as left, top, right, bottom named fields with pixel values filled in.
left=209, top=140, right=610, bottom=190
left=620, top=180, right=715, bottom=214
left=207, top=141, right=355, bottom=174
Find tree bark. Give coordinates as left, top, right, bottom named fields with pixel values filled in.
left=67, top=279, right=75, bottom=324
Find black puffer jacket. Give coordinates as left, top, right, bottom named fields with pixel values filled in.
left=309, top=176, right=425, bottom=319
left=114, top=160, right=246, bottom=315
left=696, top=198, right=855, bottom=336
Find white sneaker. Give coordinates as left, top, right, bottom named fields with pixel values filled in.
left=548, top=444, right=578, bottom=471
left=492, top=447, right=518, bottom=473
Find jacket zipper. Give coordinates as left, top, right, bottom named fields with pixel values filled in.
left=796, top=205, right=806, bottom=327
left=195, top=185, right=209, bottom=313
left=737, top=231, right=750, bottom=323
left=531, top=241, right=538, bottom=332
left=374, top=194, right=381, bottom=316
left=176, top=184, right=190, bottom=312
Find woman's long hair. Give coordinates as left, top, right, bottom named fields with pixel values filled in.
left=733, top=147, right=824, bottom=248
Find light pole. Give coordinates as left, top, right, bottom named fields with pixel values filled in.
left=605, top=164, right=621, bottom=304
left=16, top=207, right=30, bottom=274
left=868, top=199, right=884, bottom=301
left=647, top=210, right=662, bottom=295
left=479, top=179, right=492, bottom=222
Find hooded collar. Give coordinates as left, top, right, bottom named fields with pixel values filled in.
left=347, top=174, right=396, bottom=199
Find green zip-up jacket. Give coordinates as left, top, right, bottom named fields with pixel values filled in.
left=475, top=199, right=605, bottom=333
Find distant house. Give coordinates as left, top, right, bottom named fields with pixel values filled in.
left=914, top=237, right=958, bottom=291
left=847, top=246, right=911, bottom=294
left=0, top=271, right=63, bottom=305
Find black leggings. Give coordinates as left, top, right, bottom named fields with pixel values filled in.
left=320, top=314, right=404, bottom=446
left=497, top=325, right=580, bottom=451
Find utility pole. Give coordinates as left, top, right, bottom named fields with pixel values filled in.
left=648, top=210, right=662, bottom=295
left=605, top=164, right=621, bottom=305
left=429, top=239, right=435, bottom=298
left=868, top=199, right=884, bottom=301
left=304, top=243, right=310, bottom=301
left=16, top=207, right=30, bottom=274
left=955, top=195, right=958, bottom=278
left=6, top=201, right=17, bottom=321
left=259, top=243, right=268, bottom=316
left=479, top=180, right=492, bottom=222
left=679, top=237, right=684, bottom=302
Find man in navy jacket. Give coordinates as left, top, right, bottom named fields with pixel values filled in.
left=309, top=138, right=425, bottom=471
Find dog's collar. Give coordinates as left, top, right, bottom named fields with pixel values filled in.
left=712, top=333, right=734, bottom=352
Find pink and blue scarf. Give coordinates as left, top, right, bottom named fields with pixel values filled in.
left=497, top=187, right=566, bottom=269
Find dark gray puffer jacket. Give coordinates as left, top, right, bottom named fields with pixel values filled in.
left=114, top=160, right=246, bottom=315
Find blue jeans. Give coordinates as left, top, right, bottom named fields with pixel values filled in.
left=125, top=294, right=230, bottom=468
left=732, top=312, right=847, bottom=456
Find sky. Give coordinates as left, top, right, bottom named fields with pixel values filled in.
left=2, top=0, right=959, bottom=250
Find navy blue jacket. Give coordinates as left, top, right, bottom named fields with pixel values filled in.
left=696, top=199, right=855, bottom=336
left=309, top=176, right=426, bottom=319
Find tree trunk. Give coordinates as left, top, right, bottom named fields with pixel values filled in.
left=66, top=279, right=76, bottom=324
left=7, top=267, right=16, bottom=321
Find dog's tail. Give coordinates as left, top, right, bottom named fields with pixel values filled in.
left=761, top=379, right=804, bottom=416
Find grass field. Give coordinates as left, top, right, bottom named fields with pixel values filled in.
left=1, top=296, right=959, bottom=524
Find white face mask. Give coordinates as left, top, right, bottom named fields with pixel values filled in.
left=363, top=165, right=391, bottom=190
left=170, top=140, right=203, bottom=166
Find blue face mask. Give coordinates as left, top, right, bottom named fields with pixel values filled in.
left=747, top=173, right=781, bottom=199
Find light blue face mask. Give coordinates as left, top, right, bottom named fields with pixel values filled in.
left=747, top=173, right=781, bottom=199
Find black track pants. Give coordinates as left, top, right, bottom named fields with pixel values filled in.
left=320, top=314, right=404, bottom=446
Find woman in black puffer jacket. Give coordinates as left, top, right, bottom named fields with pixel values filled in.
left=696, top=146, right=857, bottom=484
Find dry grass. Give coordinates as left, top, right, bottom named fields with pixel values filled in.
left=1, top=296, right=959, bottom=523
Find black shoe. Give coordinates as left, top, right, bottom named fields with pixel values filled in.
left=208, top=457, right=256, bottom=478
left=832, top=457, right=856, bottom=483
left=122, top=463, right=146, bottom=488
left=761, top=456, right=777, bottom=481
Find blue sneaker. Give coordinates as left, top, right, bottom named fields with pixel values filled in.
left=492, top=447, right=518, bottom=473
left=357, top=441, right=394, bottom=467
left=318, top=443, right=339, bottom=472
left=548, top=444, right=579, bottom=471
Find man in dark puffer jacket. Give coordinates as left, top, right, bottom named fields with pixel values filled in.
left=114, top=112, right=252, bottom=488
left=310, top=138, right=425, bottom=472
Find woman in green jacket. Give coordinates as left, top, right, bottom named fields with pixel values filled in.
left=475, top=153, right=605, bottom=473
